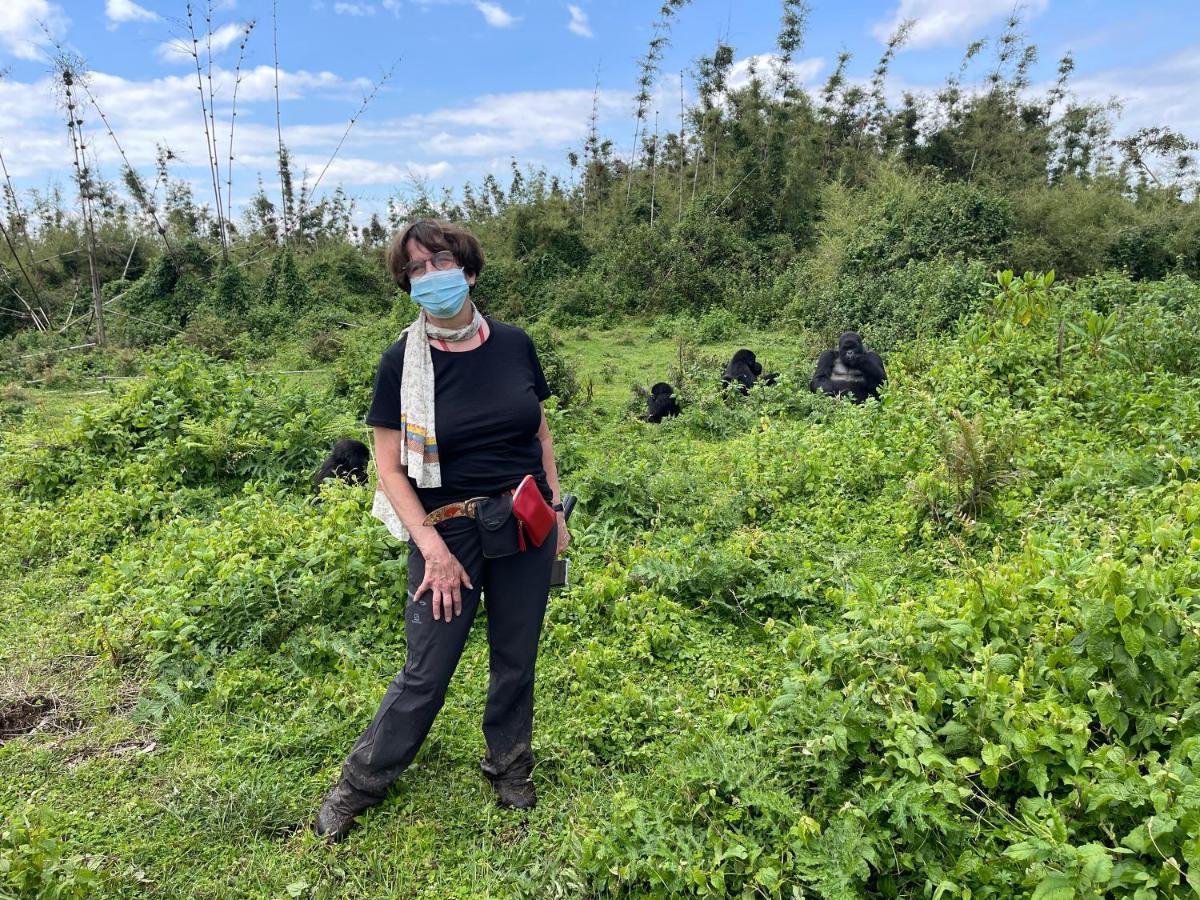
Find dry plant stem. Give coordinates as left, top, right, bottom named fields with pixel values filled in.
left=17, top=342, right=96, bottom=360
left=272, top=0, right=288, bottom=241
left=60, top=65, right=105, bottom=346
left=185, top=2, right=227, bottom=260
left=0, top=146, right=49, bottom=322
left=309, top=61, right=398, bottom=197
left=121, top=234, right=140, bottom=281
left=78, top=81, right=174, bottom=253
left=226, top=21, right=256, bottom=236
left=0, top=220, right=47, bottom=330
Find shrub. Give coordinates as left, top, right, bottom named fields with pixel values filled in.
left=528, top=323, right=581, bottom=406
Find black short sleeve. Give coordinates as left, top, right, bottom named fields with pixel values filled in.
left=366, top=337, right=407, bottom=430
left=527, top=335, right=551, bottom=402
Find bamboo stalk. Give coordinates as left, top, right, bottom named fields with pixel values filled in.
left=678, top=70, right=685, bottom=222
left=185, top=2, right=227, bottom=260
left=59, top=62, right=105, bottom=346
left=649, top=110, right=659, bottom=227
left=310, top=61, right=398, bottom=196
left=225, top=21, right=256, bottom=240
left=78, top=80, right=174, bottom=252
left=272, top=0, right=288, bottom=242
left=204, top=1, right=227, bottom=249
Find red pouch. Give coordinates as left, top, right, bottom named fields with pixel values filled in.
left=511, top=474, right=555, bottom=550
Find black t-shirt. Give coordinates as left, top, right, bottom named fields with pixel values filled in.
left=366, top=318, right=553, bottom=510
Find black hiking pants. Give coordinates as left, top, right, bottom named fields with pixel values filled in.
left=339, top=517, right=556, bottom=802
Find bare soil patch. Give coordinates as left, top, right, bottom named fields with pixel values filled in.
left=0, top=694, right=60, bottom=744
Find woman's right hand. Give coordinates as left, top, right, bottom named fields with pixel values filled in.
left=415, top=540, right=473, bottom=623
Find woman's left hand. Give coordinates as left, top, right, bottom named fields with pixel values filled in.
left=556, top=512, right=570, bottom=557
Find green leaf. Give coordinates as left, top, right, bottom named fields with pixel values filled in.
left=1113, top=594, right=1132, bottom=623
left=1004, top=840, right=1049, bottom=862
left=1031, top=874, right=1076, bottom=900
left=1077, top=843, right=1113, bottom=886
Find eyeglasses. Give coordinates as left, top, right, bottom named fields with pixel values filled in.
left=406, top=250, right=458, bottom=281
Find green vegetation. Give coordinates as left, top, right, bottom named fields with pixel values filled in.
left=4, top=271, right=1200, bottom=897
left=3, top=3, right=1200, bottom=897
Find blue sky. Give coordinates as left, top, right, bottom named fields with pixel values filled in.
left=0, top=0, right=1197, bottom=224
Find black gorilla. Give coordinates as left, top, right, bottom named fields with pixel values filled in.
left=722, top=349, right=778, bottom=394
left=313, top=438, right=370, bottom=493
left=810, top=331, right=886, bottom=403
left=643, top=382, right=681, bottom=423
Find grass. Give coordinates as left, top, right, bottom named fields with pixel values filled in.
left=0, top=327, right=803, bottom=898
left=4, top=287, right=1199, bottom=896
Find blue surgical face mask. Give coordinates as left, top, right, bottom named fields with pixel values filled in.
left=410, top=267, right=470, bottom=319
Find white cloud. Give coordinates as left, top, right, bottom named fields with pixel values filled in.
left=106, top=0, right=159, bottom=24
left=1064, top=44, right=1200, bottom=140
left=155, top=22, right=248, bottom=63
left=0, top=0, right=69, bottom=60
left=382, top=0, right=401, bottom=13
left=567, top=5, right=591, bottom=38
left=474, top=1, right=517, bottom=28
left=334, top=2, right=376, bottom=15
left=727, top=54, right=825, bottom=92
left=872, top=0, right=1048, bottom=50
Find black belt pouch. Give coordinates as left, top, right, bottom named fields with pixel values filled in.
left=476, top=494, right=519, bottom=558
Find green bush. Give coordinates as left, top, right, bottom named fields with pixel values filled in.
left=528, top=323, right=581, bottom=406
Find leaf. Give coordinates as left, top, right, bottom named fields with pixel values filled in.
left=1113, top=594, right=1132, bottom=623
left=1077, top=843, right=1113, bottom=886
left=1031, top=874, right=1076, bottom=900
left=1004, top=840, right=1050, bottom=862
left=981, top=743, right=1006, bottom=766
left=1120, top=623, right=1144, bottom=656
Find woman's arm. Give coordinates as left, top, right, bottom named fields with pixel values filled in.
left=374, top=426, right=472, bottom=622
left=535, top=406, right=570, bottom=556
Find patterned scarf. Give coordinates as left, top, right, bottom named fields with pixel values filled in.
left=371, top=304, right=483, bottom=541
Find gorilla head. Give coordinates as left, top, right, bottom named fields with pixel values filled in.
left=838, top=331, right=865, bottom=367
left=314, top=438, right=370, bottom=493
left=644, top=382, right=681, bottom=423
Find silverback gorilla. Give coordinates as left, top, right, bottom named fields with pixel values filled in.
left=810, top=331, right=886, bottom=403
left=313, top=438, right=370, bottom=493
left=722, top=349, right=778, bottom=394
left=643, top=382, right=681, bottom=423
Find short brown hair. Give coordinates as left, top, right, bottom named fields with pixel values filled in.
left=386, top=220, right=485, bottom=293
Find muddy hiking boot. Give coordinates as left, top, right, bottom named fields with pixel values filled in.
left=481, top=745, right=536, bottom=809
left=313, top=780, right=378, bottom=843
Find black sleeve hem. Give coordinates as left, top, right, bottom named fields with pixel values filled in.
left=365, top=416, right=405, bottom=430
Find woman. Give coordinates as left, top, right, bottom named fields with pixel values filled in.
left=315, top=220, right=570, bottom=842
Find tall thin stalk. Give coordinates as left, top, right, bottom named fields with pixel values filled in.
left=625, top=0, right=694, bottom=205
left=677, top=70, right=685, bottom=222
left=0, top=146, right=49, bottom=328
left=185, top=2, right=227, bottom=259
left=582, top=68, right=601, bottom=222
left=309, top=61, right=397, bottom=197
left=78, top=79, right=174, bottom=252
left=225, top=20, right=256, bottom=238
left=204, top=1, right=227, bottom=246
left=272, top=0, right=288, bottom=242
left=649, top=110, right=659, bottom=226
left=58, top=61, right=105, bottom=345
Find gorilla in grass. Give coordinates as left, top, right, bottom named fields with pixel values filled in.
left=722, top=349, right=778, bottom=395
left=313, top=439, right=370, bottom=493
left=643, top=382, right=681, bottom=423
left=809, top=331, right=886, bottom=403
